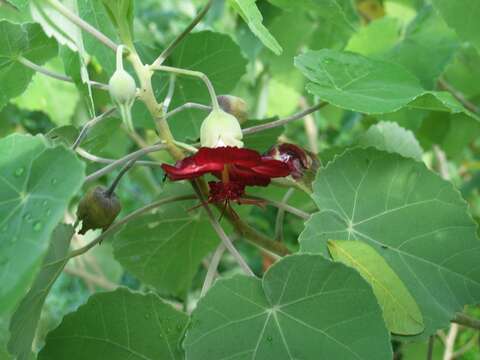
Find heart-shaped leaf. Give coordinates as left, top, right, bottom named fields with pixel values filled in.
left=39, top=288, right=189, bottom=360
left=184, top=254, right=392, bottom=359
left=300, top=148, right=480, bottom=338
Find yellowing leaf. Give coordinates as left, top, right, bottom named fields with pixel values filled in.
left=328, top=240, right=424, bottom=335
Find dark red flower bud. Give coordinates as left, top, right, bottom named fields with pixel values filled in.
left=267, top=143, right=314, bottom=179
left=76, top=186, right=121, bottom=234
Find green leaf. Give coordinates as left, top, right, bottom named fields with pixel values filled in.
left=151, top=31, right=247, bottom=141
left=243, top=119, right=283, bottom=152
left=430, top=0, right=480, bottom=53
left=184, top=254, right=392, bottom=359
left=39, top=288, right=189, bottom=360
left=299, top=148, right=480, bottom=338
left=328, top=240, right=424, bottom=335
left=229, top=0, right=282, bottom=55
left=295, top=49, right=424, bottom=114
left=0, top=20, right=57, bottom=109
left=113, top=201, right=218, bottom=297
left=295, top=49, right=479, bottom=121
left=0, top=134, right=85, bottom=316
left=12, top=59, right=79, bottom=125
left=346, top=17, right=401, bottom=57
left=8, top=223, right=74, bottom=360
left=77, top=0, right=116, bottom=74
left=101, top=0, right=134, bottom=43
left=5, top=0, right=28, bottom=9
left=358, top=121, right=424, bottom=161
left=383, top=6, right=460, bottom=89
left=0, top=316, right=12, bottom=360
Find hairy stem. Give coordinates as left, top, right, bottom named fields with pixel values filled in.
left=165, top=102, right=211, bottom=120
left=85, top=144, right=167, bottom=183
left=151, top=65, right=220, bottom=110
left=76, top=148, right=160, bottom=167
left=245, top=195, right=310, bottom=220
left=274, top=189, right=295, bottom=241
left=201, top=244, right=226, bottom=297
left=69, top=195, right=197, bottom=258
left=243, top=102, right=326, bottom=135
left=17, top=56, right=108, bottom=90
left=193, top=181, right=254, bottom=276
left=48, top=0, right=118, bottom=52
left=453, top=312, right=480, bottom=330
left=72, top=108, right=117, bottom=150
left=153, top=0, right=213, bottom=66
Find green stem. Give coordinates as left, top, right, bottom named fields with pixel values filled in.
left=153, top=0, right=213, bottom=66
left=453, top=312, right=480, bottom=330
left=47, top=0, right=118, bottom=51
left=150, top=65, right=220, bottom=110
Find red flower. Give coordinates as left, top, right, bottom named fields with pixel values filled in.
left=161, top=147, right=290, bottom=202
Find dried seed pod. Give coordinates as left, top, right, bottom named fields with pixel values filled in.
left=217, top=95, right=248, bottom=123
left=76, top=186, right=121, bottom=235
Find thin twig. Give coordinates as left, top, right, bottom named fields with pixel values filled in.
left=85, top=144, right=167, bottom=183
left=453, top=312, right=480, bottom=330
left=153, top=0, right=213, bottom=66
left=427, top=336, right=435, bottom=360
left=17, top=56, right=109, bottom=90
left=443, top=323, right=459, bottom=360
left=72, top=108, right=117, bottom=150
left=192, top=181, right=254, bottom=275
left=274, top=189, right=295, bottom=241
left=68, top=195, right=197, bottom=258
left=453, top=332, right=478, bottom=358
left=76, top=148, right=160, bottom=167
left=150, top=65, right=219, bottom=109
left=244, top=195, right=310, bottom=220
left=242, top=102, right=326, bottom=135
left=48, top=0, right=118, bottom=52
left=439, top=78, right=478, bottom=113
left=165, top=102, right=211, bottom=120
left=64, top=266, right=117, bottom=290
left=201, top=244, right=226, bottom=297
left=433, top=145, right=450, bottom=181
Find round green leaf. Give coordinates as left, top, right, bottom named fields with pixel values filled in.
left=328, top=240, right=424, bottom=335
left=300, top=148, right=480, bottom=338
left=39, top=288, right=189, bottom=360
left=0, top=134, right=85, bottom=315
left=113, top=202, right=218, bottom=297
left=184, top=254, right=392, bottom=360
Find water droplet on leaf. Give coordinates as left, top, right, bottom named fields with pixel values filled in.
left=33, top=221, right=43, bottom=231
left=23, top=213, right=33, bottom=222
left=15, top=167, right=25, bottom=177
left=51, top=178, right=58, bottom=185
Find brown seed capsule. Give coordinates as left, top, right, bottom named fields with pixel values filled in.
left=76, top=186, right=121, bottom=235
left=217, top=95, right=248, bottom=123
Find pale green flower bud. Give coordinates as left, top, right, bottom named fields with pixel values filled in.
left=108, top=45, right=137, bottom=132
left=200, top=108, right=244, bottom=148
